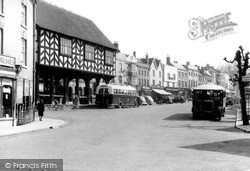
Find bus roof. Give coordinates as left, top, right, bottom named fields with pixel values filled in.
left=193, top=83, right=226, bottom=91
left=97, top=84, right=136, bottom=91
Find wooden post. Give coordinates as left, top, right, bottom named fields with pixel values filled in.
left=63, top=77, right=68, bottom=104
left=50, top=75, right=55, bottom=104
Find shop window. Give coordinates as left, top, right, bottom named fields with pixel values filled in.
left=39, top=83, right=44, bottom=92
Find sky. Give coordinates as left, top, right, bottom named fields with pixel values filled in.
left=44, top=0, right=250, bottom=68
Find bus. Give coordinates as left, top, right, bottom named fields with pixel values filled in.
left=95, top=84, right=139, bottom=108
left=192, top=84, right=226, bottom=121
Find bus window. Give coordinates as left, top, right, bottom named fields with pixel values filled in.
left=118, top=89, right=121, bottom=94
left=98, top=88, right=104, bottom=94
left=104, top=88, right=109, bottom=94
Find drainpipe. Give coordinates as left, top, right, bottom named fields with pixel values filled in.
left=32, top=0, right=37, bottom=121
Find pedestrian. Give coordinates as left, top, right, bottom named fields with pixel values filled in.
left=36, top=99, right=44, bottom=121
left=73, top=95, right=79, bottom=110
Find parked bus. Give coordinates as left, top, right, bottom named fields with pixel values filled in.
left=95, top=84, right=139, bottom=108
left=192, top=84, right=226, bottom=121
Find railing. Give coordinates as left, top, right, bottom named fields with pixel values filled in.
left=45, top=104, right=73, bottom=110
left=16, top=105, right=34, bottom=126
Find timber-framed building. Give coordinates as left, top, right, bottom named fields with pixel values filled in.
left=36, top=0, right=118, bottom=105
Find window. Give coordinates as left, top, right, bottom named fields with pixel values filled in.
left=0, top=0, right=3, bottom=14
left=118, top=76, right=122, bottom=83
left=21, top=38, right=27, bottom=65
left=105, top=50, right=113, bottom=65
left=0, top=28, right=3, bottom=54
left=159, top=81, right=161, bottom=86
left=139, top=70, right=140, bottom=75
left=159, top=71, right=161, bottom=78
left=120, top=63, right=122, bottom=72
left=153, top=70, right=155, bottom=77
left=153, top=80, right=155, bottom=86
left=60, top=37, right=72, bottom=56
left=21, top=4, right=27, bottom=26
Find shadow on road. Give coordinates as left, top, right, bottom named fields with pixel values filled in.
left=163, top=113, right=193, bottom=121
left=181, top=138, right=250, bottom=157
left=216, top=127, right=242, bottom=133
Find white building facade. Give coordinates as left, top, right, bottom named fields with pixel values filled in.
left=0, top=0, right=36, bottom=127
left=163, top=57, right=178, bottom=88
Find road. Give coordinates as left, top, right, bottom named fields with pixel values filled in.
left=1, top=102, right=250, bottom=171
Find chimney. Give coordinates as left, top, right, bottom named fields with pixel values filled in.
left=186, top=61, right=190, bottom=67
left=195, top=65, right=200, bottom=70
left=113, top=41, right=119, bottom=52
left=166, top=56, right=170, bottom=65
left=146, top=52, right=149, bottom=64
left=133, top=51, right=136, bottom=58
left=206, top=64, right=210, bottom=69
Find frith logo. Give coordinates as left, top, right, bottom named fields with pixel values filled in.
left=188, top=12, right=237, bottom=41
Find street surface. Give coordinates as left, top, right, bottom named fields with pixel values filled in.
left=1, top=102, right=250, bottom=171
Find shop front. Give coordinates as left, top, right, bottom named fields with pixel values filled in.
left=0, top=55, right=34, bottom=128
left=0, top=55, right=17, bottom=128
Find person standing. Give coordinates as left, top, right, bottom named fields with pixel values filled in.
left=37, top=99, right=44, bottom=121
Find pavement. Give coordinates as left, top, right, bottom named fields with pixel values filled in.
left=0, top=117, right=68, bottom=138
left=234, top=108, right=250, bottom=133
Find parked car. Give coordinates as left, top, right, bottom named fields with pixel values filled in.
left=144, top=96, right=155, bottom=105
left=226, top=96, right=233, bottom=106
left=172, top=96, right=185, bottom=103
left=138, top=96, right=148, bottom=105
left=162, top=96, right=173, bottom=104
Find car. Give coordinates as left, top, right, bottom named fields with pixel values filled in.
left=226, top=96, right=233, bottom=106
left=161, top=96, right=173, bottom=104
left=172, top=96, right=185, bottom=103
left=144, top=96, right=155, bottom=105
left=138, top=96, right=148, bottom=105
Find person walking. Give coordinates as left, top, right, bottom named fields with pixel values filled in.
left=37, top=99, right=44, bottom=121
left=73, top=95, right=79, bottom=110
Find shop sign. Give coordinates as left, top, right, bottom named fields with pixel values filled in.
left=0, top=55, right=15, bottom=68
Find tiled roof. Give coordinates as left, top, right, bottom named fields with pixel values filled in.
left=148, top=58, right=154, bottom=65
left=155, top=59, right=160, bottom=67
left=172, top=62, right=186, bottom=70
left=37, top=0, right=118, bottom=50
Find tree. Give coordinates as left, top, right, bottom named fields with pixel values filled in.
left=224, top=46, right=249, bottom=125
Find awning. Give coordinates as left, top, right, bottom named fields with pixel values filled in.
left=152, top=89, right=172, bottom=95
